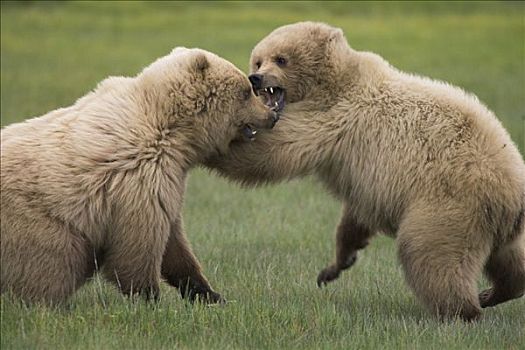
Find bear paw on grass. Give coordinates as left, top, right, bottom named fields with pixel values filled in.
left=0, top=47, right=279, bottom=305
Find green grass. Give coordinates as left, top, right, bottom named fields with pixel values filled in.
left=1, top=1, right=524, bottom=349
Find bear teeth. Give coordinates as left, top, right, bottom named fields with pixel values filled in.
left=242, top=125, right=257, bottom=140
left=262, top=87, right=277, bottom=95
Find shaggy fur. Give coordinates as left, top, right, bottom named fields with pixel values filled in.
left=206, top=22, right=525, bottom=320
left=0, top=47, right=277, bottom=304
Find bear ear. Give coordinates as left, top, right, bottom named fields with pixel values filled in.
left=172, top=46, right=188, bottom=55
left=329, top=28, right=344, bottom=43
left=190, top=53, right=209, bottom=73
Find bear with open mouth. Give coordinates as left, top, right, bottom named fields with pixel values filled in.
left=0, top=47, right=279, bottom=304
left=207, top=21, right=525, bottom=321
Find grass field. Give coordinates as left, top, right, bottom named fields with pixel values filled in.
left=1, top=1, right=524, bottom=349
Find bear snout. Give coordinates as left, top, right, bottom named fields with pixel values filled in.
left=248, top=74, right=263, bottom=90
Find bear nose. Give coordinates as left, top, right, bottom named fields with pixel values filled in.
left=248, top=74, right=263, bottom=90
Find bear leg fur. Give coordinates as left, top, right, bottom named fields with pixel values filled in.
left=317, top=202, right=374, bottom=287
left=101, top=204, right=170, bottom=301
left=161, top=214, right=224, bottom=303
left=397, top=203, right=491, bottom=321
left=480, top=237, right=525, bottom=308
left=0, top=206, right=93, bottom=304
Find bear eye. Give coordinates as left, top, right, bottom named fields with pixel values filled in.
left=275, top=56, right=287, bottom=67
left=255, top=61, right=262, bottom=69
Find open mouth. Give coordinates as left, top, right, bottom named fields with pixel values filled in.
left=256, top=86, right=286, bottom=113
left=238, top=86, right=284, bottom=142
left=241, top=124, right=258, bottom=141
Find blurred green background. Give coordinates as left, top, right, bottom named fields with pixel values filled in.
left=1, top=2, right=524, bottom=349
left=2, top=1, right=524, bottom=156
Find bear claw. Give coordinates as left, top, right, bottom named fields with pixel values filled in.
left=317, top=265, right=341, bottom=288
left=181, top=285, right=225, bottom=305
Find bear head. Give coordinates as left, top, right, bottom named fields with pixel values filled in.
left=248, top=22, right=349, bottom=110
left=137, top=47, right=279, bottom=155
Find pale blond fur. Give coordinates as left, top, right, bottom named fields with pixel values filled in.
left=1, top=47, right=277, bottom=304
left=207, top=22, right=525, bottom=320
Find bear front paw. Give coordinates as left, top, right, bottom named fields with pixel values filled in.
left=142, top=284, right=161, bottom=301
left=479, top=288, right=495, bottom=308
left=193, top=288, right=225, bottom=305
left=180, top=284, right=226, bottom=305
left=317, top=265, right=341, bottom=287
left=200, top=290, right=226, bottom=305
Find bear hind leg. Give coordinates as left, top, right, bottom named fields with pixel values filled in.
left=397, top=208, right=491, bottom=321
left=1, top=208, right=93, bottom=304
left=480, top=237, right=525, bottom=308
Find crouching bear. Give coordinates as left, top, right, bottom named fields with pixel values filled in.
left=0, top=47, right=278, bottom=304
left=206, top=22, right=525, bottom=321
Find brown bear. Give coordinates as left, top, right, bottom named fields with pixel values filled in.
left=0, top=47, right=278, bottom=304
left=206, top=22, right=525, bottom=321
